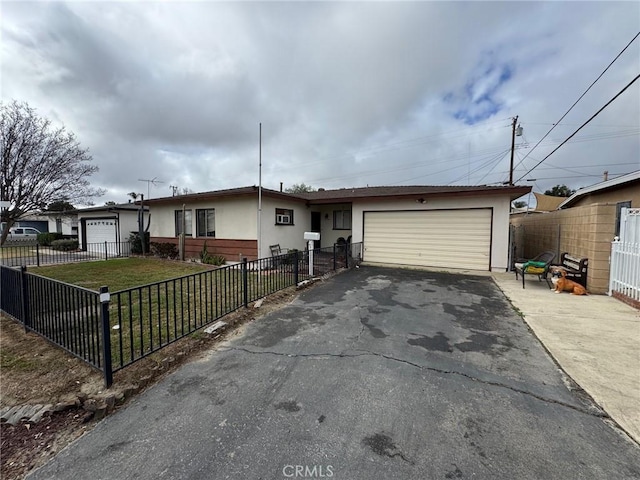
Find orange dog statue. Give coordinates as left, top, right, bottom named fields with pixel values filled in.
left=550, top=268, right=587, bottom=295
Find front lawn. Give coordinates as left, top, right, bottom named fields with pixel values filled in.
left=24, top=256, right=298, bottom=371
left=29, top=257, right=210, bottom=292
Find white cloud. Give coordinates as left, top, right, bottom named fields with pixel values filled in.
left=1, top=1, right=638, bottom=203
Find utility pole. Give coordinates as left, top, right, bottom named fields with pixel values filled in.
left=258, top=123, right=262, bottom=264
left=509, top=116, right=519, bottom=186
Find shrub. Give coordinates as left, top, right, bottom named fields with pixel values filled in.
left=129, top=232, right=150, bottom=254
left=199, top=241, right=225, bottom=265
left=206, top=254, right=226, bottom=266
left=37, top=232, right=63, bottom=246
left=150, top=242, right=179, bottom=259
left=199, top=241, right=211, bottom=263
left=50, top=239, right=79, bottom=251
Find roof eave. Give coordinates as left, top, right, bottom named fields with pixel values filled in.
left=306, top=186, right=531, bottom=204
left=559, top=170, right=640, bottom=209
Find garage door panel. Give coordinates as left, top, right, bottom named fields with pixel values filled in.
left=364, top=209, right=491, bottom=270
left=86, top=219, right=117, bottom=245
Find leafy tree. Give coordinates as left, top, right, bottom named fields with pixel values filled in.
left=513, top=201, right=527, bottom=209
left=104, top=201, right=117, bottom=206
left=47, top=200, right=76, bottom=211
left=285, top=183, right=316, bottom=194
left=1, top=101, right=102, bottom=244
left=544, top=184, right=575, bottom=197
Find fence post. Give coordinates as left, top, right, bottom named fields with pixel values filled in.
left=36, top=244, right=40, bottom=267
left=609, top=237, right=618, bottom=296
left=99, top=286, right=113, bottom=388
left=104, top=241, right=108, bottom=261
left=294, top=250, right=299, bottom=285
left=20, top=266, right=30, bottom=333
left=333, top=244, right=337, bottom=271
left=345, top=245, right=349, bottom=269
left=242, top=258, right=249, bottom=308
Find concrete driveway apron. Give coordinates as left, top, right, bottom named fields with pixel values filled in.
left=29, top=266, right=640, bottom=480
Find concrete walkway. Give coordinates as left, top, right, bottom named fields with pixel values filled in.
left=492, top=272, right=640, bottom=444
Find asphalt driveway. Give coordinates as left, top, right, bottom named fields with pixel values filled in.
left=29, top=266, right=640, bottom=479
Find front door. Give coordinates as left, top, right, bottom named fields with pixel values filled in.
left=311, top=212, right=321, bottom=248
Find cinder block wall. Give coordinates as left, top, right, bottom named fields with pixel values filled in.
left=510, top=204, right=616, bottom=293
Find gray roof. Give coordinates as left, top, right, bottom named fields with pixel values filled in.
left=76, top=203, right=147, bottom=213
left=142, top=184, right=531, bottom=205
left=299, top=185, right=531, bottom=204
left=559, top=170, right=640, bottom=209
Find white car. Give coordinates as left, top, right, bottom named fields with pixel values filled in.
left=8, top=227, right=41, bottom=239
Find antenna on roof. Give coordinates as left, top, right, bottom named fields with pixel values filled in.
left=138, top=177, right=165, bottom=199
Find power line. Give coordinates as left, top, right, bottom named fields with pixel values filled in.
left=520, top=173, right=630, bottom=181
left=515, top=73, right=640, bottom=183
left=280, top=117, right=511, bottom=172
left=513, top=30, right=640, bottom=172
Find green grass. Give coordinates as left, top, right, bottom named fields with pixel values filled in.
left=0, top=350, right=38, bottom=371
left=29, top=257, right=210, bottom=292
left=25, top=257, right=300, bottom=370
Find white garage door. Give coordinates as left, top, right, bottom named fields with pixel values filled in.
left=86, top=219, right=117, bottom=245
left=363, top=209, right=492, bottom=270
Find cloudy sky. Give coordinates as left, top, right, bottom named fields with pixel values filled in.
left=2, top=1, right=639, bottom=205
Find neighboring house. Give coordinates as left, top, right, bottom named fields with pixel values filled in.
left=44, top=211, right=79, bottom=236
left=14, top=213, right=49, bottom=233
left=558, top=170, right=640, bottom=238
left=145, top=184, right=530, bottom=271
left=510, top=170, right=640, bottom=294
left=76, top=204, right=149, bottom=248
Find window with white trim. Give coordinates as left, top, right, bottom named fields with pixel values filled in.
left=275, top=208, right=294, bottom=225
left=333, top=210, right=351, bottom=230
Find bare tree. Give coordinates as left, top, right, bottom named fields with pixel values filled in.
left=1, top=101, right=103, bottom=244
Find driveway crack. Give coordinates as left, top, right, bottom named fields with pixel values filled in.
left=223, top=346, right=606, bottom=419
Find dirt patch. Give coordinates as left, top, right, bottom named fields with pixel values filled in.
left=0, top=286, right=300, bottom=479
left=1, top=408, right=93, bottom=480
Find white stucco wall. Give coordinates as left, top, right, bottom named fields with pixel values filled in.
left=150, top=197, right=258, bottom=239
left=351, top=195, right=512, bottom=271
left=149, top=196, right=309, bottom=258
left=258, top=197, right=309, bottom=258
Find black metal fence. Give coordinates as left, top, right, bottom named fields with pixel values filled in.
left=1, top=266, right=106, bottom=371
left=0, top=241, right=131, bottom=267
left=1, top=242, right=362, bottom=387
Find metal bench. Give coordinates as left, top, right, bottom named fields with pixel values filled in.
left=514, top=251, right=556, bottom=289
left=269, top=244, right=288, bottom=257
left=551, top=252, right=588, bottom=288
